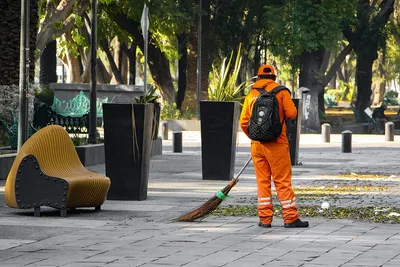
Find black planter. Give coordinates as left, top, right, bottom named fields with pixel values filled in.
left=102, top=103, right=154, bottom=200
left=286, top=98, right=302, bottom=166
left=200, top=101, right=240, bottom=180
left=152, top=102, right=161, bottom=140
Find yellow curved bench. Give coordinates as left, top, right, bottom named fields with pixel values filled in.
left=5, top=125, right=111, bottom=217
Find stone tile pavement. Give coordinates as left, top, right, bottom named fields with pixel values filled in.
left=0, top=132, right=400, bottom=266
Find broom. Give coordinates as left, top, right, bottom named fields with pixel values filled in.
left=175, top=157, right=252, bottom=222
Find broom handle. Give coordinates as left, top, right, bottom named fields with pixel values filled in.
left=233, top=157, right=252, bottom=182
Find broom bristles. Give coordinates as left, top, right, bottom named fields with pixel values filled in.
left=175, top=179, right=238, bottom=222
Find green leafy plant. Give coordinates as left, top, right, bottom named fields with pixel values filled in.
left=135, top=86, right=160, bottom=104
left=208, top=43, right=250, bottom=102
left=71, top=134, right=88, bottom=146
left=325, top=81, right=355, bottom=102
left=34, top=85, right=54, bottom=106
left=160, top=101, right=196, bottom=120
left=383, top=90, right=399, bottom=106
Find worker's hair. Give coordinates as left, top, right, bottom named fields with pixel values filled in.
left=258, top=74, right=276, bottom=80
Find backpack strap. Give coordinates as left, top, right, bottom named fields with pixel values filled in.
left=254, top=82, right=270, bottom=94
left=270, top=85, right=290, bottom=95
left=269, top=85, right=291, bottom=126
left=256, top=88, right=266, bottom=94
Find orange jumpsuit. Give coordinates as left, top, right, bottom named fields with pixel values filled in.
left=240, top=79, right=298, bottom=224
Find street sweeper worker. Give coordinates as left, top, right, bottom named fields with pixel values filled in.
left=239, top=64, right=309, bottom=228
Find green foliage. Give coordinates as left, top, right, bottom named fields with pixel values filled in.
left=98, top=8, right=130, bottom=44
left=323, top=93, right=338, bottom=108
left=71, top=134, right=88, bottom=146
left=263, top=0, right=355, bottom=64
left=100, top=0, right=194, bottom=62
left=135, top=87, right=160, bottom=104
left=71, top=131, right=103, bottom=146
left=160, top=101, right=196, bottom=120
left=385, top=90, right=398, bottom=98
left=386, top=35, right=400, bottom=85
left=325, top=80, right=355, bottom=102
left=383, top=90, right=399, bottom=106
left=34, top=85, right=54, bottom=106
left=208, top=44, right=250, bottom=102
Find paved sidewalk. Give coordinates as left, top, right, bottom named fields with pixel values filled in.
left=1, top=132, right=400, bottom=266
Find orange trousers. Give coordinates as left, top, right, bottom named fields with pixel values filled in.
left=251, top=141, right=298, bottom=224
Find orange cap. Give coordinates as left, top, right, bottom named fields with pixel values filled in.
left=257, top=64, right=276, bottom=76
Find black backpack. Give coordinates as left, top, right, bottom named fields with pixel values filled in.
left=247, top=85, right=290, bottom=142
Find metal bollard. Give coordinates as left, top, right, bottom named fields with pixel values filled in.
left=341, top=130, right=352, bottom=153
left=173, top=131, right=182, bottom=153
left=321, top=123, right=331, bottom=143
left=162, top=122, right=168, bottom=140
left=385, top=122, right=394, bottom=142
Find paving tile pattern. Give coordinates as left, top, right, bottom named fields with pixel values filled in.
left=0, top=133, right=400, bottom=266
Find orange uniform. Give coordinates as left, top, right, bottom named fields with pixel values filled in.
left=240, top=65, right=300, bottom=225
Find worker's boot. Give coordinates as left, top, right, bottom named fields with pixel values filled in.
left=284, top=219, right=309, bottom=228
left=258, top=222, right=272, bottom=228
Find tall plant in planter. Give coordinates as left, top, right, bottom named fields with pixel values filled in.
left=201, top=44, right=251, bottom=181
left=208, top=44, right=248, bottom=102
left=102, top=88, right=159, bottom=201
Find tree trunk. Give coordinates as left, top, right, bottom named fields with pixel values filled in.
left=35, top=0, right=90, bottom=61
left=298, top=49, right=325, bottom=133
left=354, top=51, right=376, bottom=121
left=183, top=27, right=198, bottom=113
left=0, top=0, right=38, bottom=86
left=105, top=8, right=175, bottom=103
left=373, top=49, right=386, bottom=105
left=200, top=0, right=213, bottom=101
left=328, top=74, right=336, bottom=89
left=96, top=58, right=111, bottom=84
left=147, top=43, right=175, bottom=103
left=338, top=68, right=351, bottom=101
left=64, top=32, right=81, bottom=83
left=100, top=39, right=123, bottom=84
left=177, top=33, right=188, bottom=110
left=121, top=41, right=137, bottom=85
left=182, top=0, right=214, bottom=113
left=39, top=40, right=58, bottom=85
left=343, top=0, right=394, bottom=119
left=121, top=50, right=128, bottom=84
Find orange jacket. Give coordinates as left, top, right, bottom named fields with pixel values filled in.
left=240, top=79, right=297, bottom=144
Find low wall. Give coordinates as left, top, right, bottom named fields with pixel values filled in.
left=331, top=123, right=370, bottom=134
left=50, top=83, right=144, bottom=103
left=75, top=144, right=105, bottom=167
left=163, top=120, right=201, bottom=131
left=0, top=153, right=17, bottom=180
